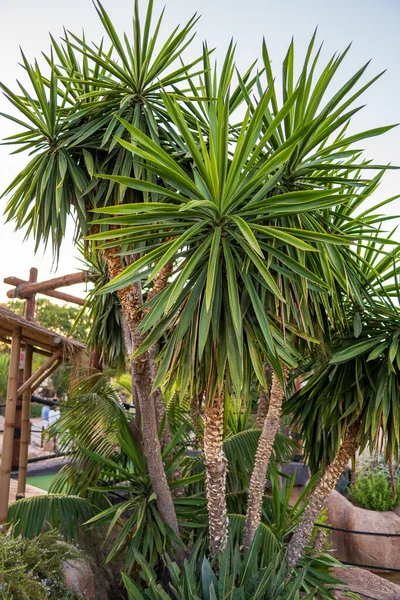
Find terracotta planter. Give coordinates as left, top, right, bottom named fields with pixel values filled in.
left=326, top=490, right=400, bottom=572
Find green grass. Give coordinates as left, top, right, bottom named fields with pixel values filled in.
left=26, top=474, right=55, bottom=491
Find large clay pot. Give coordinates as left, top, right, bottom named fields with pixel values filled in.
left=326, top=490, right=400, bottom=571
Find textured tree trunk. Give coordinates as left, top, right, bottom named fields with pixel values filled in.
left=285, top=422, right=360, bottom=569
left=256, top=387, right=269, bottom=429
left=103, top=246, right=180, bottom=542
left=256, top=364, right=273, bottom=429
left=204, top=387, right=228, bottom=556
left=243, top=372, right=285, bottom=550
left=131, top=328, right=181, bottom=538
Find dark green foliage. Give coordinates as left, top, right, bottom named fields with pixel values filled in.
left=7, top=495, right=95, bottom=540
left=0, top=531, right=83, bottom=600
left=0, top=0, right=202, bottom=259
left=0, top=352, right=10, bottom=399
left=121, top=535, right=341, bottom=600
left=349, top=468, right=399, bottom=512
left=285, top=302, right=400, bottom=473
left=6, top=373, right=339, bottom=597
left=78, top=246, right=126, bottom=371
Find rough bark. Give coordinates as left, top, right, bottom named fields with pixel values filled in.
left=285, top=422, right=360, bottom=569
left=103, top=246, right=180, bottom=543
left=256, top=387, right=269, bottom=429
left=243, top=372, right=285, bottom=550
left=256, top=364, right=273, bottom=429
left=204, top=387, right=228, bottom=556
left=130, top=328, right=181, bottom=539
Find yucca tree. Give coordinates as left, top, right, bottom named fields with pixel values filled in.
left=283, top=201, right=400, bottom=568
left=0, top=0, right=207, bottom=541
left=284, top=224, right=400, bottom=568
left=284, top=303, right=400, bottom=567
left=88, top=32, right=396, bottom=554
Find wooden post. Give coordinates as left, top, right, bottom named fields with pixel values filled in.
left=16, top=345, right=33, bottom=499
left=0, top=328, right=22, bottom=524
left=12, top=268, right=37, bottom=469
left=16, top=268, right=37, bottom=499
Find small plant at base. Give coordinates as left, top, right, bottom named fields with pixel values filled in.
left=0, top=531, right=84, bottom=600
left=349, top=468, right=399, bottom=512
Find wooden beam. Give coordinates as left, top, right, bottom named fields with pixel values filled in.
left=21, top=336, right=60, bottom=354
left=0, top=335, right=51, bottom=356
left=6, top=272, right=92, bottom=299
left=17, top=351, right=62, bottom=398
left=4, top=277, right=85, bottom=305
left=16, top=344, right=33, bottom=499
left=0, top=328, right=22, bottom=524
left=28, top=357, right=63, bottom=396
left=0, top=328, right=63, bottom=355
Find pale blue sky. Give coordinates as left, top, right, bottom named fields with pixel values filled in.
left=0, top=0, right=399, bottom=301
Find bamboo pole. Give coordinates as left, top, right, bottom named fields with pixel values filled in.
left=4, top=277, right=85, bottom=305
left=0, top=328, right=22, bottom=524
left=12, top=269, right=37, bottom=469
left=17, top=351, right=62, bottom=398
left=16, top=269, right=37, bottom=498
left=27, top=358, right=63, bottom=396
left=16, top=344, right=33, bottom=499
left=6, top=272, right=92, bottom=299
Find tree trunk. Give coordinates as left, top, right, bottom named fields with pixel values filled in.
left=256, top=387, right=269, bottom=429
left=204, top=387, right=228, bottom=556
left=243, top=373, right=285, bottom=550
left=285, top=422, right=360, bottom=569
left=131, top=329, right=181, bottom=538
left=103, top=246, right=180, bottom=543
left=256, top=364, right=273, bottom=429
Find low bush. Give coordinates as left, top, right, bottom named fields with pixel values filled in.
left=0, top=531, right=84, bottom=600
left=31, top=403, right=43, bottom=418
left=349, top=468, right=399, bottom=511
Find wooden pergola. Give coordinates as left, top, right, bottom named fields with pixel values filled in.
left=0, top=270, right=85, bottom=524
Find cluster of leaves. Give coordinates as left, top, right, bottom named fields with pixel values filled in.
left=349, top=468, right=399, bottom=512
left=77, top=245, right=126, bottom=371
left=285, top=300, right=400, bottom=473
left=0, top=531, right=83, bottom=600
left=122, top=538, right=332, bottom=600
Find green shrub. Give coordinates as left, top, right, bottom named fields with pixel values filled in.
left=30, top=403, right=42, bottom=418
left=0, top=531, right=84, bottom=600
left=349, top=468, right=399, bottom=511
